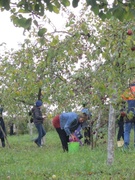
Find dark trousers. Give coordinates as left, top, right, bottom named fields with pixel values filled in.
left=10, top=125, right=14, bottom=135
left=117, top=122, right=124, bottom=141
left=35, top=124, right=46, bottom=146
left=84, top=127, right=91, bottom=145
left=1, top=137, right=5, bottom=147
left=56, top=128, right=69, bottom=152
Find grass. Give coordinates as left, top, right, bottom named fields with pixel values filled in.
left=0, top=131, right=135, bottom=180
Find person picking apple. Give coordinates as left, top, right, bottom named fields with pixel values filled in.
left=52, top=111, right=88, bottom=152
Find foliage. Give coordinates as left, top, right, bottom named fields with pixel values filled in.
left=1, top=4, right=135, bottom=122
left=1, top=0, right=135, bottom=34
left=0, top=0, right=71, bottom=33
left=0, top=131, right=135, bottom=179
left=85, top=0, right=135, bottom=22
left=1, top=0, right=135, bottom=167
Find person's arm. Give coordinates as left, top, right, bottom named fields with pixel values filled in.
left=64, top=113, right=78, bottom=136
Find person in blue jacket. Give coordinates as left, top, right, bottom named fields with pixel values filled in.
left=122, top=80, right=135, bottom=149
left=52, top=111, right=88, bottom=152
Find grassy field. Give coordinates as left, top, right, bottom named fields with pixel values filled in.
left=0, top=130, right=135, bottom=180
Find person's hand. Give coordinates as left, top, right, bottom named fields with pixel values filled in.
left=70, top=134, right=76, bottom=141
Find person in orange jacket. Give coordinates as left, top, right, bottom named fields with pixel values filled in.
left=122, top=80, right=135, bottom=149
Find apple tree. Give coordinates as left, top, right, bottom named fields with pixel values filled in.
left=1, top=0, right=135, bottom=164
left=1, top=0, right=135, bottom=34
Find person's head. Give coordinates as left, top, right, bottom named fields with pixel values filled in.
left=36, top=100, right=43, bottom=108
left=81, top=108, right=91, bottom=119
left=78, top=113, right=88, bottom=123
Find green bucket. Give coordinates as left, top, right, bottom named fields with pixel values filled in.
left=68, top=142, right=80, bottom=153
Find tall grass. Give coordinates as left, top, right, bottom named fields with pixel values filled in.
left=0, top=130, right=135, bottom=180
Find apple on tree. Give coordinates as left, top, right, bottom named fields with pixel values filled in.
left=120, top=111, right=126, bottom=117
left=131, top=47, right=135, bottom=51
left=127, top=29, right=133, bottom=35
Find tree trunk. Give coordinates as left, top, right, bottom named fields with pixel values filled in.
left=93, top=109, right=102, bottom=148
left=107, top=104, right=116, bottom=165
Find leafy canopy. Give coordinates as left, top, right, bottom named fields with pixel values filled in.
left=0, top=0, right=135, bottom=32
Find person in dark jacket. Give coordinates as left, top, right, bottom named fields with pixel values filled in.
left=117, top=112, right=124, bottom=141
left=52, top=111, right=89, bottom=152
left=81, top=103, right=92, bottom=145
left=9, top=123, right=14, bottom=136
left=32, top=100, right=46, bottom=147
left=122, top=80, right=135, bottom=149
left=116, top=110, right=125, bottom=147
left=0, top=107, right=6, bottom=147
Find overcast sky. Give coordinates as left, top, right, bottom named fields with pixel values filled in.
left=0, top=10, right=68, bottom=50
left=0, top=11, right=25, bottom=49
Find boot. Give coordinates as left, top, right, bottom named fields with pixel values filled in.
left=2, top=141, right=5, bottom=147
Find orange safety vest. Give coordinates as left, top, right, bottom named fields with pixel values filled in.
left=122, top=86, right=135, bottom=100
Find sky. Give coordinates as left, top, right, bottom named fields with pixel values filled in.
left=0, top=11, right=24, bottom=49
left=0, top=10, right=70, bottom=50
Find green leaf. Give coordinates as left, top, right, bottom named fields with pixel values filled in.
left=123, top=9, right=135, bottom=21
left=17, top=0, right=25, bottom=7
left=86, top=0, right=99, bottom=15
left=47, top=3, right=53, bottom=12
left=33, top=20, right=38, bottom=27
left=112, top=5, right=126, bottom=21
left=86, top=0, right=97, bottom=6
left=72, top=0, right=79, bottom=8
left=39, top=4, right=44, bottom=16
left=24, top=18, right=32, bottom=30
left=35, top=4, right=39, bottom=12
left=91, top=4, right=99, bottom=15
left=50, top=36, right=59, bottom=46
left=61, top=0, right=70, bottom=7
left=54, top=1, right=60, bottom=9
left=52, top=5, right=59, bottom=14
left=38, top=28, right=47, bottom=37
left=18, top=8, right=30, bottom=13
left=98, top=11, right=107, bottom=21
left=0, top=0, right=10, bottom=10
left=13, top=17, right=32, bottom=30
left=43, top=0, right=50, bottom=4
left=106, top=10, right=113, bottom=19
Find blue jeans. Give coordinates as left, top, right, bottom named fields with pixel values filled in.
left=124, top=122, right=135, bottom=147
left=35, top=124, right=46, bottom=146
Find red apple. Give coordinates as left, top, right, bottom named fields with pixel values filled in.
left=121, top=112, right=126, bottom=117
left=131, top=47, right=135, bottom=51
left=127, top=29, right=133, bottom=35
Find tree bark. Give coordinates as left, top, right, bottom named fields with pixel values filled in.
left=94, top=109, right=102, bottom=148
left=107, top=104, right=116, bottom=165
